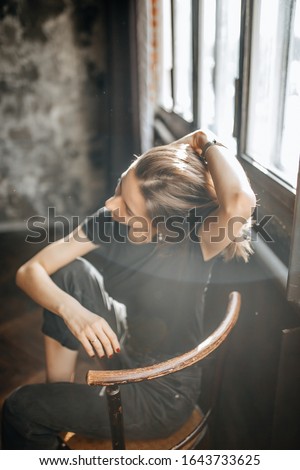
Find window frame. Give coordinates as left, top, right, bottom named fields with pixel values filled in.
left=287, top=167, right=300, bottom=305
left=156, top=0, right=199, bottom=135
left=237, top=0, right=296, bottom=265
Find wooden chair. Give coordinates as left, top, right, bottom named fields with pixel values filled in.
left=63, top=291, right=241, bottom=450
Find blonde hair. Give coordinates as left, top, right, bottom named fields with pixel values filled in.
left=132, top=143, right=253, bottom=262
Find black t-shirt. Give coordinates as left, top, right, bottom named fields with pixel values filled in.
left=81, top=207, right=215, bottom=365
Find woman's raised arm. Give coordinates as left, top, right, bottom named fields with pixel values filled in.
left=192, top=130, right=256, bottom=261
left=166, top=129, right=256, bottom=261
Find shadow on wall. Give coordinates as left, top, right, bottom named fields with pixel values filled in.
left=0, top=0, right=111, bottom=226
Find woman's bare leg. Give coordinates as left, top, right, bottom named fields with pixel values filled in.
left=42, top=258, right=125, bottom=382
left=44, top=336, right=78, bottom=383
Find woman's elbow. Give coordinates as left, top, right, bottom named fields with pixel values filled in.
left=15, top=264, right=26, bottom=288
left=226, top=190, right=256, bottom=220
left=15, top=262, right=35, bottom=288
left=238, top=190, right=256, bottom=219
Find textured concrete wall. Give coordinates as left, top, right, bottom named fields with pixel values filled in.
left=0, top=0, right=109, bottom=228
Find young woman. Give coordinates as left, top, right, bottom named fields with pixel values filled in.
left=1, top=129, right=256, bottom=449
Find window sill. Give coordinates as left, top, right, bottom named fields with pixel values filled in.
left=238, top=154, right=295, bottom=265
left=155, top=107, right=193, bottom=139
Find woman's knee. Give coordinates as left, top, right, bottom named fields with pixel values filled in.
left=51, top=257, right=104, bottom=305
left=50, top=257, right=87, bottom=289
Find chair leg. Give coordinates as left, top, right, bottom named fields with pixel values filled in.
left=106, top=385, right=126, bottom=450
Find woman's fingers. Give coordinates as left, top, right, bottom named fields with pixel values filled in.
left=80, top=319, right=121, bottom=359
left=93, top=320, right=120, bottom=357
left=192, top=130, right=209, bottom=153
left=70, top=312, right=121, bottom=359
left=88, top=337, right=105, bottom=358
left=80, top=335, right=98, bottom=358
left=191, top=129, right=218, bottom=154
left=102, top=322, right=121, bottom=354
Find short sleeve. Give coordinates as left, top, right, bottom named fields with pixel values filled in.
left=81, top=206, right=115, bottom=245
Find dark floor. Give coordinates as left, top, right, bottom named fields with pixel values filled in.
left=0, top=231, right=96, bottom=409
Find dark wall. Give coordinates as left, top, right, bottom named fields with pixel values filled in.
left=0, top=0, right=110, bottom=224
left=204, top=253, right=300, bottom=449
left=0, top=0, right=139, bottom=227
left=105, top=0, right=140, bottom=187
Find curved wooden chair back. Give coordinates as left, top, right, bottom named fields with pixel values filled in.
left=64, top=291, right=241, bottom=450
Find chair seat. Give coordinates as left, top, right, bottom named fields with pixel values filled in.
left=62, top=406, right=206, bottom=450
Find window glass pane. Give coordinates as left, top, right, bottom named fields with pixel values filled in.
left=173, top=0, right=193, bottom=121
left=199, top=0, right=241, bottom=151
left=280, top=0, right=300, bottom=188
left=159, top=0, right=173, bottom=111
left=214, top=0, right=241, bottom=147
left=246, top=0, right=298, bottom=187
left=246, top=0, right=281, bottom=165
left=199, top=0, right=217, bottom=130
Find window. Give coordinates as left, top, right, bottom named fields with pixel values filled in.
left=173, top=0, right=193, bottom=121
left=158, top=0, right=193, bottom=122
left=159, top=0, right=173, bottom=111
left=157, top=0, right=299, bottom=188
left=246, top=0, right=299, bottom=189
left=198, top=0, right=242, bottom=151
left=280, top=0, right=300, bottom=188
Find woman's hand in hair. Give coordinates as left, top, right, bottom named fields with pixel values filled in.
left=63, top=304, right=121, bottom=358
left=190, top=129, right=220, bottom=155
left=172, top=128, right=217, bottom=154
